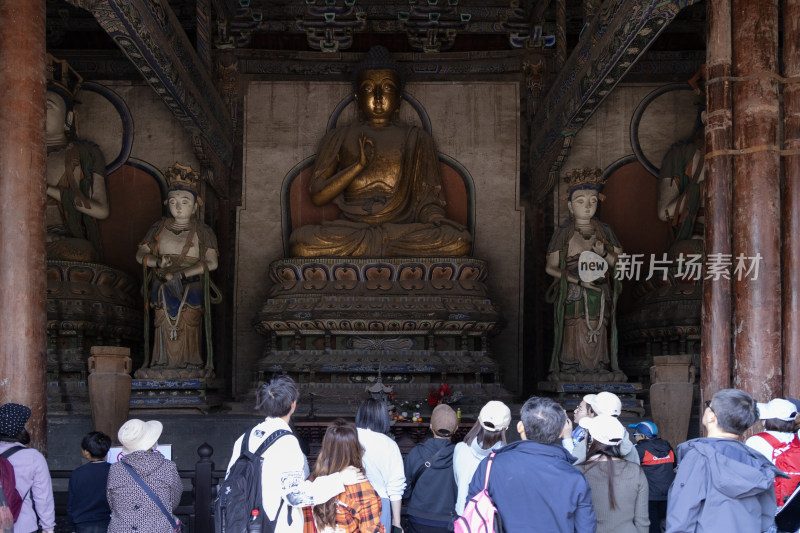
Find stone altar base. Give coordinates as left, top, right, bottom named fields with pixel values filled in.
left=129, top=378, right=223, bottom=412
left=538, top=380, right=645, bottom=416
left=252, top=257, right=511, bottom=411
left=46, top=261, right=143, bottom=414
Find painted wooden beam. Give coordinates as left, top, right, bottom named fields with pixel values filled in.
left=67, top=0, right=233, bottom=196
left=528, top=0, right=699, bottom=200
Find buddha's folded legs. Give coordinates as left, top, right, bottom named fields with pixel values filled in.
left=289, top=220, right=471, bottom=257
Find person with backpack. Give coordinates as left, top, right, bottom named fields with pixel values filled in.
left=66, top=431, right=112, bottom=533
left=0, top=403, right=55, bottom=533
left=628, top=421, right=675, bottom=533
left=452, top=400, right=510, bottom=516
left=746, top=398, right=800, bottom=507
left=223, top=375, right=365, bottom=533
left=403, top=404, right=459, bottom=533
left=466, top=396, right=596, bottom=533
left=107, top=419, right=182, bottom=533
left=302, top=419, right=384, bottom=533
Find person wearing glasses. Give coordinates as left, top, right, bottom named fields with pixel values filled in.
left=666, top=389, right=782, bottom=533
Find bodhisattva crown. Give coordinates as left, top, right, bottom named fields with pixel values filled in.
left=165, top=163, right=201, bottom=196
left=564, top=167, right=605, bottom=193
left=46, top=53, right=82, bottom=99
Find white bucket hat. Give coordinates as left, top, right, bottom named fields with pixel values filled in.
left=118, top=419, right=163, bottom=455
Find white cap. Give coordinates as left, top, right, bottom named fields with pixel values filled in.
left=478, top=401, right=511, bottom=432
left=757, top=399, right=798, bottom=422
left=583, top=392, right=622, bottom=417
left=579, top=415, right=626, bottom=446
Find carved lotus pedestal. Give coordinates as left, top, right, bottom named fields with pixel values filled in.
left=46, top=261, right=143, bottom=414
left=252, top=257, right=510, bottom=416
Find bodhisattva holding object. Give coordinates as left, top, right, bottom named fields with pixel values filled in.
left=45, top=55, right=109, bottom=262
left=546, top=168, right=625, bottom=382
left=135, top=164, right=220, bottom=379
left=288, top=45, right=471, bottom=257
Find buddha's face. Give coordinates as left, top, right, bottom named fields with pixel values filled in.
left=45, top=90, right=69, bottom=138
left=356, top=69, right=401, bottom=124
left=568, top=189, right=599, bottom=222
left=167, top=189, right=198, bottom=224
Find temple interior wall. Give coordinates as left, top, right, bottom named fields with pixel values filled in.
left=556, top=83, right=699, bottom=224
left=76, top=81, right=198, bottom=176
left=235, top=81, right=524, bottom=397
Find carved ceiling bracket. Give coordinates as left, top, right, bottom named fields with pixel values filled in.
left=67, top=0, right=234, bottom=198
left=528, top=0, right=699, bottom=201
left=297, top=1, right=367, bottom=52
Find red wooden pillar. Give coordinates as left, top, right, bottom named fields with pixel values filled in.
left=0, top=0, right=48, bottom=450
left=701, top=0, right=734, bottom=405
left=783, top=0, right=800, bottom=397
left=731, top=0, right=781, bottom=402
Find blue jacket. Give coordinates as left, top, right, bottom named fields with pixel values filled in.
left=467, top=440, right=597, bottom=533
left=666, top=437, right=783, bottom=533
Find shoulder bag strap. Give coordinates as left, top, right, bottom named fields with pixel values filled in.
left=253, top=429, right=291, bottom=457
left=483, top=453, right=496, bottom=491
left=409, top=445, right=449, bottom=490
left=0, top=447, right=23, bottom=460
left=121, top=462, right=179, bottom=530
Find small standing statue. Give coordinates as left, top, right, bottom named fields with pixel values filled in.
left=288, top=45, right=471, bottom=257
left=45, top=54, right=110, bottom=262
left=135, top=164, right=220, bottom=379
left=545, top=168, right=625, bottom=382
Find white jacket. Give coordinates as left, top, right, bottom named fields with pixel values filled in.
left=357, top=427, right=406, bottom=501
left=453, top=438, right=504, bottom=515
left=226, top=418, right=345, bottom=533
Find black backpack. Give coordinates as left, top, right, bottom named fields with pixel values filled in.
left=214, top=428, right=290, bottom=533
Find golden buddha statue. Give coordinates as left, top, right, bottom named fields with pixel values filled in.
left=289, top=46, right=471, bottom=257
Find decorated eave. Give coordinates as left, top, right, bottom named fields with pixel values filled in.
left=66, top=0, right=234, bottom=197
left=528, top=0, right=700, bottom=200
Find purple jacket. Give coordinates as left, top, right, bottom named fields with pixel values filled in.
left=0, top=441, right=55, bottom=532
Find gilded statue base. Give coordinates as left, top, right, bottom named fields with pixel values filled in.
left=252, top=257, right=510, bottom=411
left=46, top=261, right=143, bottom=414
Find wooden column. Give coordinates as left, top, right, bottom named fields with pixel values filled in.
left=701, top=0, right=733, bottom=403
left=731, top=0, right=781, bottom=401
left=0, top=0, right=47, bottom=450
left=783, top=0, right=800, bottom=396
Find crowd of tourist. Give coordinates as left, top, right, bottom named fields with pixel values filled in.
left=1, top=377, right=800, bottom=532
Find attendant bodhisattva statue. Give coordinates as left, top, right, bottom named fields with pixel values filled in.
left=546, top=168, right=624, bottom=381
left=135, top=164, right=220, bottom=378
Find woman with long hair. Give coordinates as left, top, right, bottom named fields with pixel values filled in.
left=452, top=401, right=510, bottom=515
left=304, top=419, right=385, bottom=533
left=355, top=399, right=405, bottom=532
left=576, top=415, right=649, bottom=533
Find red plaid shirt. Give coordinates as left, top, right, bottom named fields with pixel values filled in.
left=303, top=480, right=385, bottom=533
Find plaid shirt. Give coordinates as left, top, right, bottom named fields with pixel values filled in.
left=303, top=480, right=385, bottom=533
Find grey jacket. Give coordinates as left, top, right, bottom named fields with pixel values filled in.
left=666, top=437, right=782, bottom=533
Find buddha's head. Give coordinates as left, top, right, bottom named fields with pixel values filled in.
left=354, top=46, right=405, bottom=125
